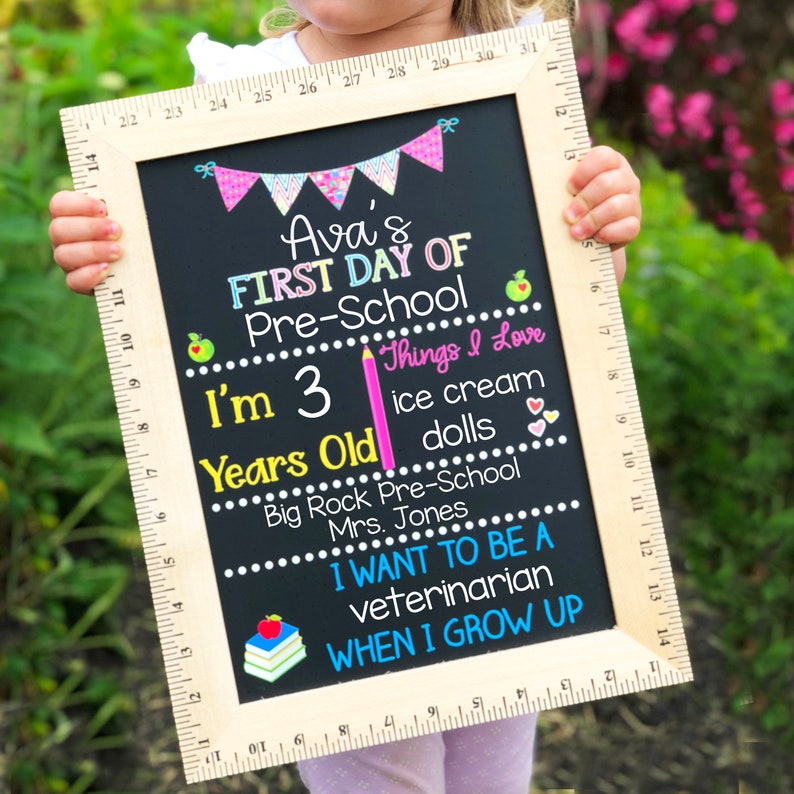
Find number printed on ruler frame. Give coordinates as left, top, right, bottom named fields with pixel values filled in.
left=60, top=21, right=691, bottom=784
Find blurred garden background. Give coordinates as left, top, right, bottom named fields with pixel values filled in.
left=1, top=0, right=792, bottom=791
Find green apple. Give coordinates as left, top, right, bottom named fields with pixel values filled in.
left=505, top=270, right=532, bottom=302
left=187, top=332, right=215, bottom=363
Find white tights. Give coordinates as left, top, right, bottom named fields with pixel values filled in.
left=297, top=713, right=538, bottom=793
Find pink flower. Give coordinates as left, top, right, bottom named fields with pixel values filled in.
left=694, top=24, right=718, bottom=43
left=711, top=0, right=738, bottom=25
left=770, top=80, right=794, bottom=117
left=646, top=84, right=676, bottom=136
left=729, top=170, right=748, bottom=191
left=719, top=125, right=754, bottom=162
left=606, top=53, right=631, bottom=82
left=743, top=228, right=761, bottom=241
left=723, top=125, right=742, bottom=146
left=729, top=143, right=755, bottom=163
left=743, top=200, right=766, bottom=220
left=773, top=119, right=794, bottom=146
left=614, top=1, right=657, bottom=50
left=706, top=54, right=734, bottom=75
left=638, top=30, right=678, bottom=62
left=647, top=84, right=675, bottom=115
left=780, top=165, right=794, bottom=193
left=577, top=54, right=594, bottom=77
left=677, top=91, right=715, bottom=141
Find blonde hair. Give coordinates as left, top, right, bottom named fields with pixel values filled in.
left=260, top=1, right=577, bottom=38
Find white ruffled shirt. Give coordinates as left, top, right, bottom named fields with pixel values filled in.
left=187, top=9, right=544, bottom=84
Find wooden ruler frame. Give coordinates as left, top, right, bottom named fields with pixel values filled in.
left=61, top=21, right=691, bottom=783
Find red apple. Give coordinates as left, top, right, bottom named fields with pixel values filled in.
left=257, top=614, right=283, bottom=640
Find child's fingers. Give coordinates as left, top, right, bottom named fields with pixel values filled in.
left=592, top=215, right=642, bottom=248
left=565, top=167, right=638, bottom=221
left=52, top=239, right=121, bottom=273
left=566, top=146, right=631, bottom=195
left=49, top=190, right=107, bottom=220
left=566, top=192, right=641, bottom=245
left=64, top=263, right=111, bottom=296
left=49, top=215, right=120, bottom=248
left=49, top=214, right=122, bottom=292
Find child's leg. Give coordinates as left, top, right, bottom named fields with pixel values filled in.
left=443, top=713, right=538, bottom=793
left=296, top=714, right=538, bottom=793
left=297, top=734, right=445, bottom=794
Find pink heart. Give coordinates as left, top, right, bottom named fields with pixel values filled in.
left=526, top=398, right=544, bottom=415
left=528, top=420, right=546, bottom=437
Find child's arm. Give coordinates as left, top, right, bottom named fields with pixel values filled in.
left=51, top=146, right=639, bottom=295
left=49, top=191, right=123, bottom=295
left=563, top=145, right=641, bottom=286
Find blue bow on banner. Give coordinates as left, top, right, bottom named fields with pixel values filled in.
left=194, top=161, right=216, bottom=179
left=437, top=117, right=460, bottom=133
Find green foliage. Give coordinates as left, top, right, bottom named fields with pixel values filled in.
left=621, top=158, right=794, bottom=743
left=0, top=4, right=279, bottom=789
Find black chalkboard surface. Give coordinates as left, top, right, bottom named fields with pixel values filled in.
left=61, top=22, right=690, bottom=783
left=139, top=95, right=614, bottom=702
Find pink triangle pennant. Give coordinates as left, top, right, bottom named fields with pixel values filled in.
left=262, top=172, right=308, bottom=215
left=213, top=166, right=261, bottom=212
left=400, top=125, right=444, bottom=172
left=355, top=150, right=400, bottom=195
left=308, top=165, right=356, bottom=210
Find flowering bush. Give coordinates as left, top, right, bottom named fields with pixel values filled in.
left=576, top=0, right=794, bottom=257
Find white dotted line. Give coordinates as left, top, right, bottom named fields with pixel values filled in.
left=222, top=499, right=580, bottom=579
left=210, top=439, right=567, bottom=513
left=185, top=302, right=543, bottom=377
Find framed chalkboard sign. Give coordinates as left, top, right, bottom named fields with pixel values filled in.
left=61, top=21, right=691, bottom=784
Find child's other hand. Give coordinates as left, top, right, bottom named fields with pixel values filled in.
left=49, top=191, right=122, bottom=295
left=563, top=146, right=641, bottom=284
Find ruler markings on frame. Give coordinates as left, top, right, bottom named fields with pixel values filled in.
left=60, top=21, right=690, bottom=780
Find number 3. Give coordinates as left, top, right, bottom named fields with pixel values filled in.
left=295, top=365, right=331, bottom=418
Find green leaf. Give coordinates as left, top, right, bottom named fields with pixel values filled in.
left=0, top=213, right=45, bottom=244
left=0, top=341, right=70, bottom=375
left=0, top=408, right=54, bottom=456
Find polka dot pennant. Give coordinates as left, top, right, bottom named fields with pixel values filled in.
left=213, top=165, right=261, bottom=212
left=400, top=124, right=444, bottom=172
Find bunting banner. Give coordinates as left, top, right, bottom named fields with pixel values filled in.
left=213, top=166, right=261, bottom=213
left=196, top=121, right=456, bottom=215
left=308, top=165, right=356, bottom=210
left=354, top=149, right=400, bottom=196
left=261, top=172, right=308, bottom=216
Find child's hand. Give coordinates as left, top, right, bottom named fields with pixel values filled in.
left=49, top=191, right=123, bottom=295
left=563, top=146, right=641, bottom=284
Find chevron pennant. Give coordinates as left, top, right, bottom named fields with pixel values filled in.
left=400, top=125, right=444, bottom=172
left=262, top=172, right=308, bottom=216
left=355, top=150, right=400, bottom=195
left=213, top=166, right=262, bottom=212
left=204, top=123, right=451, bottom=214
left=308, top=165, right=356, bottom=209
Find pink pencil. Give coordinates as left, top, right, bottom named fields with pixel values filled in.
left=362, top=346, right=395, bottom=470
